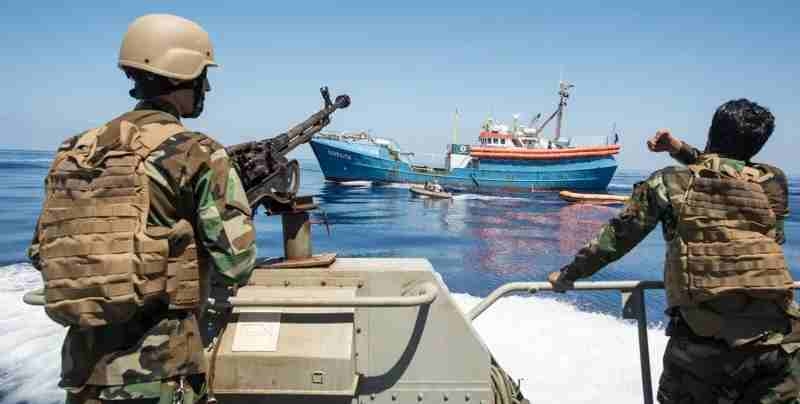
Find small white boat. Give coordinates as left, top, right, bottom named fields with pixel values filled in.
left=410, top=182, right=452, bottom=199
left=559, top=190, right=628, bottom=205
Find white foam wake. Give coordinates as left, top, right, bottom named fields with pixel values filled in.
left=0, top=265, right=667, bottom=404
left=0, top=264, right=64, bottom=404
left=379, top=182, right=414, bottom=189
left=335, top=181, right=373, bottom=187
left=453, top=294, right=667, bottom=403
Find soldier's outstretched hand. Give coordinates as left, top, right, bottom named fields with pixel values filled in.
left=548, top=271, right=574, bottom=293
left=647, top=129, right=682, bottom=153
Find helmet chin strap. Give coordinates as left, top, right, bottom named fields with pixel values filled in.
left=185, top=69, right=208, bottom=119
left=125, top=68, right=209, bottom=118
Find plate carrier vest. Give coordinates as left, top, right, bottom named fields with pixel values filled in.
left=36, top=110, right=201, bottom=328
left=665, top=156, right=793, bottom=309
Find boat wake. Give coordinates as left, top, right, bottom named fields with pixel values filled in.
left=0, top=264, right=666, bottom=404
left=455, top=294, right=666, bottom=403
left=0, top=264, right=64, bottom=404
left=334, top=181, right=373, bottom=187
left=379, top=182, right=414, bottom=189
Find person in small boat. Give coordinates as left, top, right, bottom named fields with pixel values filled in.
left=549, top=99, right=798, bottom=403
left=424, top=181, right=444, bottom=193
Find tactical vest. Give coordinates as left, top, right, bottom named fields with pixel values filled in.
left=37, top=110, right=202, bottom=328
left=664, top=156, right=793, bottom=309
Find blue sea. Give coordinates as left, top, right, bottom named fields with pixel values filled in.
left=1, top=148, right=798, bottom=403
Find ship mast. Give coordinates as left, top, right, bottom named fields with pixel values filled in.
left=554, top=81, right=574, bottom=141
left=453, top=108, right=460, bottom=144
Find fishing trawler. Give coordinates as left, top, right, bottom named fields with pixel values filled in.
left=310, top=82, right=621, bottom=191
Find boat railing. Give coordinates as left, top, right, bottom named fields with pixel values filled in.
left=560, top=134, right=619, bottom=148
left=317, top=131, right=371, bottom=142
left=469, top=280, right=800, bottom=404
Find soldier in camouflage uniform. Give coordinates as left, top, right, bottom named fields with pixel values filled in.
left=549, top=99, right=800, bottom=403
left=27, top=14, right=257, bottom=403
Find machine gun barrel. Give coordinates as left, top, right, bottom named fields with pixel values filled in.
left=227, top=87, right=351, bottom=160
left=225, top=87, right=351, bottom=213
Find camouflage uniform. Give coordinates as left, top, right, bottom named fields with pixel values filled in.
left=28, top=100, right=257, bottom=403
left=560, top=142, right=800, bottom=403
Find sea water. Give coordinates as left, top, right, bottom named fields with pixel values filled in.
left=1, top=149, right=797, bottom=403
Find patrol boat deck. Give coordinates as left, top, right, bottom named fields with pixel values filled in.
left=23, top=261, right=800, bottom=404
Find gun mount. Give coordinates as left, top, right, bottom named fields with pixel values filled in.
left=227, top=87, right=350, bottom=264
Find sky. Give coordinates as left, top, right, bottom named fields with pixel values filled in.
left=1, top=1, right=798, bottom=173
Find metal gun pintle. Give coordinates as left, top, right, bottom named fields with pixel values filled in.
left=226, top=87, right=351, bottom=215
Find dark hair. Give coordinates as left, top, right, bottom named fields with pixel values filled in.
left=705, top=99, right=775, bottom=161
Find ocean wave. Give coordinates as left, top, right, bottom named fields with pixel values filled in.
left=300, top=166, right=322, bottom=173
left=453, top=193, right=528, bottom=201
left=0, top=263, right=666, bottom=404
left=607, top=183, right=634, bottom=191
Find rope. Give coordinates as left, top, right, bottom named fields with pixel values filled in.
left=490, top=358, right=529, bottom=404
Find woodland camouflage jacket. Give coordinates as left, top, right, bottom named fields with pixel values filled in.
left=28, top=100, right=257, bottom=395
left=560, top=142, right=798, bottom=349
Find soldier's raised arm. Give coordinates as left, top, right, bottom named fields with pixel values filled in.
left=647, top=129, right=702, bottom=165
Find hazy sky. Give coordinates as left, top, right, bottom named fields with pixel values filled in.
left=2, top=1, right=798, bottom=173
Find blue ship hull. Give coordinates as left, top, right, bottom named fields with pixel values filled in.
left=310, top=138, right=617, bottom=191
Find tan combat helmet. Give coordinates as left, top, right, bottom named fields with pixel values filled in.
left=118, top=14, right=217, bottom=81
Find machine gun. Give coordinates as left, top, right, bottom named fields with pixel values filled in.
left=225, top=86, right=350, bottom=265
left=226, top=86, right=350, bottom=214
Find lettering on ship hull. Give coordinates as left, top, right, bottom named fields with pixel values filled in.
left=327, top=150, right=352, bottom=161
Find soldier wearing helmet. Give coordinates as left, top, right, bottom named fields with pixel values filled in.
left=550, top=99, right=800, bottom=403
left=28, top=14, right=256, bottom=403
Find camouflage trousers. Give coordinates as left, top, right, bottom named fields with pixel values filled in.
left=65, top=375, right=206, bottom=404
left=657, top=337, right=800, bottom=404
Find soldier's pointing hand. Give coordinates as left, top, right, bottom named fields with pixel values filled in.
left=647, top=129, right=683, bottom=154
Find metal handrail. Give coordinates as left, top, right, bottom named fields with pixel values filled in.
left=23, top=288, right=44, bottom=306
left=227, top=282, right=439, bottom=308
left=467, top=280, right=665, bottom=321
left=23, top=282, right=439, bottom=309
left=470, top=280, right=800, bottom=404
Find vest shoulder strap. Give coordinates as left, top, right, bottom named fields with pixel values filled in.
left=687, top=155, right=719, bottom=178
left=131, top=121, right=187, bottom=158
left=742, top=164, right=775, bottom=184
left=687, top=155, right=773, bottom=184
left=117, top=110, right=187, bottom=159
